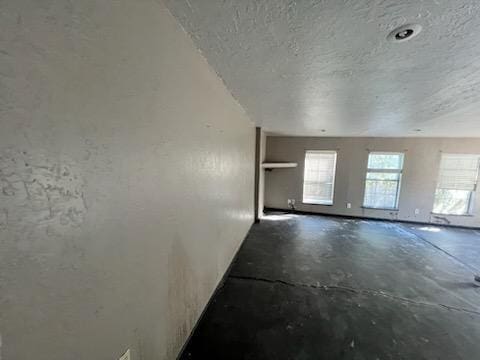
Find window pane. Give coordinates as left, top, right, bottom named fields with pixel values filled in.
left=433, top=189, right=471, bottom=215
left=363, top=152, right=404, bottom=209
left=303, top=151, right=336, bottom=204
left=368, top=153, right=403, bottom=170
left=364, top=174, right=399, bottom=209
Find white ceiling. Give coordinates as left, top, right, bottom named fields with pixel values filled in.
left=164, top=0, right=480, bottom=137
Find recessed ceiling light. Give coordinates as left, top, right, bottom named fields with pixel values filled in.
left=414, top=129, right=422, bottom=132
left=321, top=129, right=326, bottom=133
left=388, top=24, right=422, bottom=43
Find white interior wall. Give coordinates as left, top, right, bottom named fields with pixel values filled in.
left=258, top=129, right=267, bottom=218
left=265, top=136, right=480, bottom=228
left=0, top=1, right=254, bottom=359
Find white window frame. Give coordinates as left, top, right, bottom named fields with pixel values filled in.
left=432, top=153, right=480, bottom=216
left=362, top=151, right=405, bottom=210
left=302, top=150, right=337, bottom=205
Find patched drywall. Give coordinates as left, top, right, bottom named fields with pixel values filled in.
left=0, top=149, right=87, bottom=232
left=265, top=137, right=480, bottom=228
left=0, top=1, right=254, bottom=359
left=165, top=0, right=480, bottom=137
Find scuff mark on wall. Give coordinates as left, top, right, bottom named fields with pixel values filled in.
left=0, top=148, right=87, bottom=235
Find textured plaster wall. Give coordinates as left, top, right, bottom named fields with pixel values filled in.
left=0, top=1, right=254, bottom=359
left=265, top=137, right=480, bottom=228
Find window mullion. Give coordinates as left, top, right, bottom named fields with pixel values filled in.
left=367, top=168, right=402, bottom=174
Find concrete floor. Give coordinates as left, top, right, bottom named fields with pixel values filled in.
left=180, top=212, right=480, bottom=359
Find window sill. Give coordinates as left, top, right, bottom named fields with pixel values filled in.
left=303, top=202, right=333, bottom=206
left=362, top=206, right=399, bottom=211
left=431, top=212, right=474, bottom=217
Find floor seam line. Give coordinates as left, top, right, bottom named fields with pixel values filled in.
left=229, top=274, right=480, bottom=316
left=395, top=223, right=480, bottom=274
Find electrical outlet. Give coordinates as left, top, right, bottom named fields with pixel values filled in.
left=414, top=208, right=420, bottom=215
left=287, top=199, right=296, bottom=209
left=346, top=203, right=352, bottom=209
left=119, top=349, right=131, bottom=360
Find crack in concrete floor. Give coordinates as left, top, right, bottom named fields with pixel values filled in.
left=229, top=274, right=480, bottom=316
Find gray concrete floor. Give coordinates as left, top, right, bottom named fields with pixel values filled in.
left=180, top=212, right=480, bottom=359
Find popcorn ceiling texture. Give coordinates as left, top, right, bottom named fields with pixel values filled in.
left=165, top=0, right=480, bottom=137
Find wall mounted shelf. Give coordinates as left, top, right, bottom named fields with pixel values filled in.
left=262, top=162, right=298, bottom=169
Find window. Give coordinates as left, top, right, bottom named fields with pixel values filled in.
left=303, top=151, right=337, bottom=205
left=363, top=152, right=404, bottom=210
left=432, top=154, right=480, bottom=215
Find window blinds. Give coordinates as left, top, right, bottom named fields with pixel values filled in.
left=303, top=151, right=337, bottom=204
left=437, top=154, right=480, bottom=191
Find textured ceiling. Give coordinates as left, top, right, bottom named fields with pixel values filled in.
left=164, top=0, right=480, bottom=137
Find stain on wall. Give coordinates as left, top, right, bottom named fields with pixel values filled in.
left=166, top=240, right=200, bottom=359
